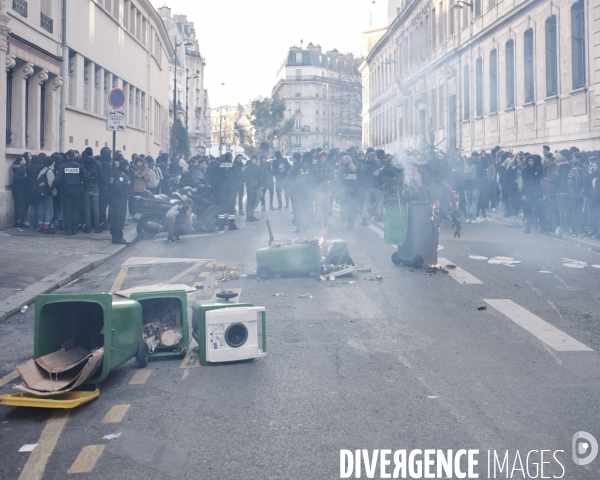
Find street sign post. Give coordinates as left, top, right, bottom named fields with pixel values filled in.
left=107, top=88, right=126, bottom=155
left=272, top=138, right=279, bottom=148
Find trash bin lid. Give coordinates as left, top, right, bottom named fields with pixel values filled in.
left=0, top=389, right=100, bottom=409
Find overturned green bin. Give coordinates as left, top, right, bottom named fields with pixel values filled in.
left=192, top=291, right=266, bottom=366
left=34, top=293, right=144, bottom=386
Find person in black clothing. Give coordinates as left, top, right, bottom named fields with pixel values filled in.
left=288, top=153, right=312, bottom=233
left=520, top=155, right=545, bottom=234
left=259, top=155, right=275, bottom=211
left=313, top=151, right=334, bottom=227
left=567, top=152, right=587, bottom=236
left=156, top=153, right=171, bottom=194
left=109, top=155, right=131, bottom=244
left=233, top=154, right=245, bottom=215
left=272, top=151, right=290, bottom=209
left=244, top=156, right=261, bottom=222
left=11, top=156, right=27, bottom=227
left=208, top=152, right=239, bottom=231
left=360, top=154, right=383, bottom=225
left=56, top=150, right=86, bottom=236
left=26, top=156, right=43, bottom=229
left=98, top=147, right=112, bottom=229
left=82, top=153, right=103, bottom=233
left=336, top=155, right=360, bottom=231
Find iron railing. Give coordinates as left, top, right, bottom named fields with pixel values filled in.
left=41, top=12, right=53, bottom=33
left=13, top=0, right=27, bottom=17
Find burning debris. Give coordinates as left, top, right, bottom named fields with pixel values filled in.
left=142, top=299, right=183, bottom=353
left=209, top=262, right=245, bottom=271
left=216, top=270, right=241, bottom=282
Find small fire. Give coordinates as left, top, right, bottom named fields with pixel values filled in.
left=318, top=237, right=324, bottom=245
left=429, top=264, right=445, bottom=270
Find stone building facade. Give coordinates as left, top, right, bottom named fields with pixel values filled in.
left=158, top=7, right=210, bottom=154
left=272, top=43, right=362, bottom=154
left=361, top=0, right=600, bottom=155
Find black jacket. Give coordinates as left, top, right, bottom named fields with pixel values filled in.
left=83, top=157, right=103, bottom=189
left=99, top=149, right=112, bottom=190
left=244, top=163, right=261, bottom=189
left=26, top=165, right=42, bottom=205
left=259, top=161, right=274, bottom=187
left=57, top=160, right=85, bottom=187
left=110, top=170, right=131, bottom=201
left=336, top=165, right=360, bottom=194
left=272, top=157, right=290, bottom=179
left=361, top=160, right=380, bottom=189
left=11, top=164, right=27, bottom=195
left=521, top=164, right=544, bottom=199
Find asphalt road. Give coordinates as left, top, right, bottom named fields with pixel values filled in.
left=1, top=206, right=600, bottom=480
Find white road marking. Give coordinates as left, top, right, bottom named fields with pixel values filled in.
left=438, top=257, right=483, bottom=284
left=368, top=224, right=384, bottom=239
left=484, top=299, right=593, bottom=352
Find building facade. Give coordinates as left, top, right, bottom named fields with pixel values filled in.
left=0, top=0, right=173, bottom=229
left=210, top=104, right=247, bottom=150
left=361, top=0, right=600, bottom=155
left=158, top=7, right=209, bottom=154
left=272, top=43, right=362, bottom=153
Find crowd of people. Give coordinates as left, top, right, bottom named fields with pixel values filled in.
left=442, top=145, right=600, bottom=237
left=10, top=142, right=600, bottom=243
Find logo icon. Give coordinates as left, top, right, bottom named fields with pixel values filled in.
left=572, top=432, right=598, bottom=466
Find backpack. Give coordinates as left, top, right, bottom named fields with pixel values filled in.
left=567, top=168, right=583, bottom=195
left=37, top=168, right=52, bottom=198
left=463, top=164, right=477, bottom=181
left=85, top=161, right=98, bottom=182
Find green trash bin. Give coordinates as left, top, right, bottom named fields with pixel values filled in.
left=255, top=239, right=352, bottom=279
left=129, top=290, right=189, bottom=359
left=34, top=293, right=143, bottom=386
left=192, top=291, right=266, bottom=366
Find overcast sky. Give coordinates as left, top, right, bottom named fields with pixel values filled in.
left=149, top=0, right=387, bottom=107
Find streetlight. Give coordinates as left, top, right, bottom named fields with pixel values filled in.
left=451, top=1, right=473, bottom=10
left=322, top=82, right=329, bottom=150
left=185, top=70, right=199, bottom=132
left=171, top=38, right=193, bottom=158
left=219, top=82, right=225, bottom=156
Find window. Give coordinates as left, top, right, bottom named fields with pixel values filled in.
left=295, top=118, right=301, bottom=130
left=545, top=16, right=558, bottom=97
left=524, top=29, right=535, bottom=103
left=295, top=85, right=301, bottom=97
left=141, top=92, right=145, bottom=129
left=571, top=0, right=585, bottom=89
left=113, top=0, right=119, bottom=19
left=505, top=40, right=515, bottom=108
left=123, top=0, right=129, bottom=27
left=463, top=2, right=469, bottom=28
left=105, top=0, right=111, bottom=14
left=94, top=65, right=100, bottom=114
left=489, top=49, right=498, bottom=113
left=295, top=52, right=302, bottom=63
left=295, top=69, right=302, bottom=81
left=463, top=65, right=470, bottom=120
left=142, top=18, right=147, bottom=46
left=438, top=85, right=444, bottom=127
left=448, top=2, right=454, bottom=36
left=68, top=53, right=74, bottom=106
left=474, top=0, right=481, bottom=17
left=438, top=2, right=444, bottom=43
left=316, top=109, right=319, bottom=115
left=295, top=135, right=301, bottom=147
left=475, top=57, right=483, bottom=116
left=431, top=88, right=437, bottom=129
left=83, top=60, right=90, bottom=111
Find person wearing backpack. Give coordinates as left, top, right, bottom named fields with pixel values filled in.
left=11, top=156, right=27, bottom=228
left=463, top=156, right=480, bottom=223
left=37, top=155, right=56, bottom=234
left=82, top=153, right=103, bottom=233
left=146, top=156, right=162, bottom=194
left=56, top=150, right=86, bottom=236
left=567, top=153, right=587, bottom=236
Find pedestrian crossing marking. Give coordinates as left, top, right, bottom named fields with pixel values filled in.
left=439, top=257, right=483, bottom=284
left=198, top=271, right=210, bottom=278
left=102, top=404, right=130, bottom=423
left=484, top=299, right=593, bottom=352
left=67, top=445, right=105, bottom=474
left=164, top=261, right=206, bottom=285
left=18, top=410, right=70, bottom=480
left=129, top=369, right=152, bottom=385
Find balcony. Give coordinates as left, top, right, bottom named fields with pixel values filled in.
left=13, top=0, right=27, bottom=17
left=41, top=12, right=53, bottom=33
left=185, top=49, right=202, bottom=60
left=301, top=126, right=310, bottom=132
left=294, top=109, right=302, bottom=114
left=295, top=93, right=301, bottom=97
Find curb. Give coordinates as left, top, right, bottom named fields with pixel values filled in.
left=0, top=230, right=138, bottom=323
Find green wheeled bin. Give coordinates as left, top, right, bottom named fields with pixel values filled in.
left=192, top=291, right=266, bottom=366
left=129, top=290, right=189, bottom=359
left=34, top=293, right=144, bottom=386
left=255, top=239, right=352, bottom=279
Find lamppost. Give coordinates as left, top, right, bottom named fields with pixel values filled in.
left=171, top=38, right=193, bottom=158
left=219, top=82, right=225, bottom=156
left=322, top=82, right=329, bottom=150
left=185, top=70, right=199, bottom=132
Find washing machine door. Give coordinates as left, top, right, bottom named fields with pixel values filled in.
left=205, top=307, right=264, bottom=363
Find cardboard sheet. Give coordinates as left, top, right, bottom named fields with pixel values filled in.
left=35, top=338, right=92, bottom=374
left=116, top=284, right=196, bottom=297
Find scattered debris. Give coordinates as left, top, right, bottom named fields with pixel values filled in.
left=495, top=256, right=514, bottom=261
left=488, top=258, right=521, bottom=266
left=319, top=275, right=326, bottom=282
left=192, top=346, right=199, bottom=353
left=477, top=305, right=487, bottom=311
left=445, top=264, right=457, bottom=269
left=425, top=265, right=449, bottom=274
left=468, top=255, right=488, bottom=260
left=195, top=284, right=204, bottom=290
left=329, top=275, right=335, bottom=281
left=369, top=276, right=383, bottom=281
left=102, top=433, right=122, bottom=440
left=348, top=281, right=356, bottom=285
left=20, top=305, right=28, bottom=313
left=216, top=270, right=241, bottom=282
left=538, top=270, right=552, bottom=273
left=298, top=294, right=313, bottom=298
left=142, top=299, right=183, bottom=353
left=357, top=267, right=372, bottom=273
left=242, top=273, right=257, bottom=279
left=271, top=293, right=284, bottom=297
left=209, top=262, right=245, bottom=271
left=19, top=444, right=37, bottom=452
left=437, top=245, right=444, bottom=250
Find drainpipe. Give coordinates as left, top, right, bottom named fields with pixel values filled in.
left=59, top=0, right=67, bottom=152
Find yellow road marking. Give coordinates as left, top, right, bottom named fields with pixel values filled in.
left=164, top=261, right=206, bottom=285
left=0, top=370, right=18, bottom=388
left=179, top=338, right=200, bottom=368
left=109, top=266, right=129, bottom=293
left=101, top=404, right=130, bottom=423
left=18, top=410, right=70, bottom=480
left=129, top=369, right=152, bottom=385
left=212, top=288, right=242, bottom=303
left=67, top=445, right=105, bottom=474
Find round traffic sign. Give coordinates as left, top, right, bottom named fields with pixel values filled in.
left=108, top=88, right=125, bottom=109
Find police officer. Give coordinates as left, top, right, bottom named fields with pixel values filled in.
left=289, top=152, right=313, bottom=233
left=207, top=152, right=239, bottom=231
left=56, top=149, right=85, bottom=236
left=109, top=154, right=131, bottom=244
left=336, top=155, right=360, bottom=231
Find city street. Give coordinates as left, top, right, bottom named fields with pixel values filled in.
left=1, top=206, right=600, bottom=479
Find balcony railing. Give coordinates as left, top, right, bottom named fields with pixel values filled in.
left=41, top=13, right=53, bottom=33
left=294, top=109, right=302, bottom=114
left=185, top=49, right=202, bottom=59
left=13, top=0, right=27, bottom=17
left=301, top=126, right=310, bottom=132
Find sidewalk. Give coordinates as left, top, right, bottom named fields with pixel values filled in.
left=0, top=223, right=138, bottom=323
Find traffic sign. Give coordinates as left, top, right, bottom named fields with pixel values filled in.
left=226, top=144, right=231, bottom=151
left=272, top=138, right=279, bottom=148
left=107, top=108, right=125, bottom=117
left=106, top=116, right=126, bottom=131
left=108, top=88, right=125, bottom=109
